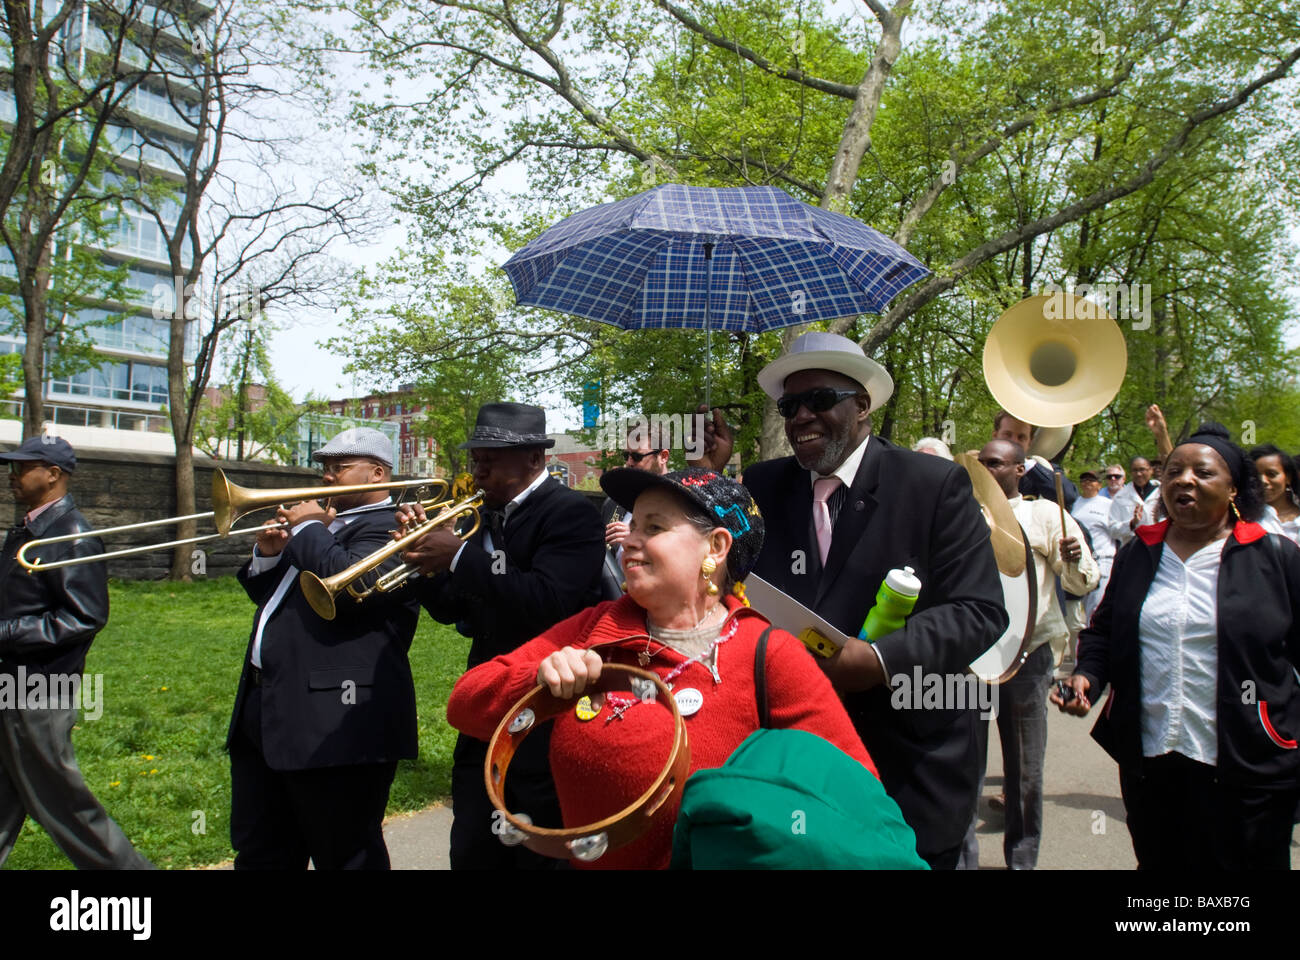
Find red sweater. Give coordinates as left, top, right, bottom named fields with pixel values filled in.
left=446, top=594, right=876, bottom=869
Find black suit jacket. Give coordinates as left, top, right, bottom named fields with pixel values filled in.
left=417, top=476, right=606, bottom=669
left=227, top=509, right=421, bottom=771
left=1020, top=459, right=1079, bottom=508
left=744, top=436, right=1007, bottom=857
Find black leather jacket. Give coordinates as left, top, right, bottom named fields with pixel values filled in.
left=0, top=495, right=109, bottom=677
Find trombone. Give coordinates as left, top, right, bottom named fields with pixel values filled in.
left=299, top=489, right=484, bottom=621
left=16, top=469, right=450, bottom=572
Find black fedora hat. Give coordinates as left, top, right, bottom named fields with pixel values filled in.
left=459, top=402, right=556, bottom=450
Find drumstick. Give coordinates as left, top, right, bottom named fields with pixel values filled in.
left=1054, top=469, right=1068, bottom=559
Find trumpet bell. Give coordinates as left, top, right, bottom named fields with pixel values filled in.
left=983, top=293, right=1127, bottom=429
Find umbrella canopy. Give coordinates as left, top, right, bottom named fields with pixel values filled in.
left=501, top=183, right=929, bottom=333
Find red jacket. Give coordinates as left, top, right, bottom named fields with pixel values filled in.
left=447, top=594, right=876, bottom=869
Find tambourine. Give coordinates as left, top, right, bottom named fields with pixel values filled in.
left=484, top=663, right=691, bottom=862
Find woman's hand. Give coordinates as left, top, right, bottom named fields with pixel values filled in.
left=1049, top=674, right=1093, bottom=716
left=537, top=646, right=603, bottom=699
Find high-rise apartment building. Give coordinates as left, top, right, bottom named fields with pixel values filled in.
left=0, top=2, right=209, bottom=451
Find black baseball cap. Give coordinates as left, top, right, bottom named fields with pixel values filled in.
left=0, top=435, right=77, bottom=472
left=1078, top=470, right=1099, bottom=482
left=601, top=467, right=764, bottom=582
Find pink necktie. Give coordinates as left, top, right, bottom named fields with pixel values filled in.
left=813, top=476, right=842, bottom=566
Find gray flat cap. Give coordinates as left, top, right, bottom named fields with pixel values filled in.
left=311, top=427, right=394, bottom=468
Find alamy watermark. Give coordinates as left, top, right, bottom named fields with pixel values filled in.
left=890, top=667, right=997, bottom=718
left=595, top=409, right=707, bottom=461
left=1041, top=281, right=1151, bottom=330
left=0, top=669, right=104, bottom=720
left=151, top=276, right=263, bottom=323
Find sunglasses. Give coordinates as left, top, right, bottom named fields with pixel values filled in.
left=623, top=449, right=664, bottom=463
left=776, top=388, right=863, bottom=419
left=1105, top=474, right=1123, bottom=480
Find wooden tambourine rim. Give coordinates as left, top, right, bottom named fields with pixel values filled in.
left=970, top=532, right=1039, bottom=685
left=484, top=663, right=691, bottom=861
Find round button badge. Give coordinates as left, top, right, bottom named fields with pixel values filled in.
left=673, top=687, right=703, bottom=717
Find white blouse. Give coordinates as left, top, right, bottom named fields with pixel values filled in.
left=1260, top=505, right=1300, bottom=544
left=1138, top=538, right=1226, bottom=765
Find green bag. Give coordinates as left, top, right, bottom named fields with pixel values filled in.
left=669, top=727, right=929, bottom=870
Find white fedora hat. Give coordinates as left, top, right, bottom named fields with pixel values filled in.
left=757, top=331, right=894, bottom=410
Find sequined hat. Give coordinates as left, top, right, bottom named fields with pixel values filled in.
left=601, top=467, right=765, bottom=582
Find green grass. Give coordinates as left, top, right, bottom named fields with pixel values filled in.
left=3, top=577, right=468, bottom=870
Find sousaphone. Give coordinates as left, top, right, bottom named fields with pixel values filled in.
left=983, top=292, right=1127, bottom=451
left=966, top=292, right=1127, bottom=682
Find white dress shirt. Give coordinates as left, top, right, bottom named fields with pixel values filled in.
left=247, top=497, right=392, bottom=668
left=1138, top=538, right=1224, bottom=764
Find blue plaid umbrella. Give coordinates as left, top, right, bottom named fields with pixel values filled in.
left=501, top=183, right=929, bottom=406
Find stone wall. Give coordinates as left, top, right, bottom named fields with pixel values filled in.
left=6, top=449, right=610, bottom=580
left=10, top=451, right=325, bottom=580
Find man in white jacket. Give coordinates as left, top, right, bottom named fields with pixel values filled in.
left=962, top=440, right=1099, bottom=869
left=1107, top=455, right=1161, bottom=547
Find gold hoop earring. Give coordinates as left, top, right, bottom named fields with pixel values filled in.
left=701, top=556, right=719, bottom=595
left=1229, top=499, right=1241, bottom=523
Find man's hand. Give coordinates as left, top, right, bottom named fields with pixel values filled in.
left=400, top=507, right=465, bottom=575
left=254, top=516, right=289, bottom=557
left=1049, top=674, right=1093, bottom=716
left=1129, top=500, right=1144, bottom=530
left=605, top=520, right=630, bottom=547
left=818, top=638, right=887, bottom=692
left=1059, top=535, right=1082, bottom=564
left=279, top=500, right=334, bottom=529
left=536, top=646, right=603, bottom=699
left=685, top=403, right=734, bottom=472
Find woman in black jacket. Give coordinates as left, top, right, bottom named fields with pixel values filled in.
left=1052, top=424, right=1300, bottom=869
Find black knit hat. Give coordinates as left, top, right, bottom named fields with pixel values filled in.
left=601, top=467, right=765, bottom=582
left=1179, top=422, right=1247, bottom=489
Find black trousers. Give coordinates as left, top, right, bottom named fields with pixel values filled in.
left=449, top=730, right=563, bottom=870
left=230, top=683, right=397, bottom=870
left=1119, top=752, right=1298, bottom=870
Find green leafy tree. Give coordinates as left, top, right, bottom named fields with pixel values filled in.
left=322, top=0, right=1300, bottom=462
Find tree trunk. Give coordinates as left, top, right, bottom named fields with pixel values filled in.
left=20, top=295, right=45, bottom=439
left=752, top=4, right=911, bottom=461
left=19, top=238, right=52, bottom=439
left=167, top=280, right=198, bottom=581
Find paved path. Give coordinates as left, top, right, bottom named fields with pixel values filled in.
left=220, top=706, right=1298, bottom=870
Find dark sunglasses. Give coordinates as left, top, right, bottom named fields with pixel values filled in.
left=776, top=387, right=863, bottom=419
left=623, top=449, right=664, bottom=463
left=1105, top=473, right=1123, bottom=479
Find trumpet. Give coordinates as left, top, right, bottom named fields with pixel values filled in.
left=299, top=490, right=484, bottom=621
left=16, top=469, right=450, bottom=572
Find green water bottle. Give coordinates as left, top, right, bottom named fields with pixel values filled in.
left=859, top=566, right=922, bottom=641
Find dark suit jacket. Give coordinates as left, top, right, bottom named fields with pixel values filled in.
left=417, top=476, right=606, bottom=670
left=1020, top=459, right=1079, bottom=509
left=226, top=509, right=421, bottom=771
left=744, top=436, right=1007, bottom=858
left=416, top=476, right=605, bottom=779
